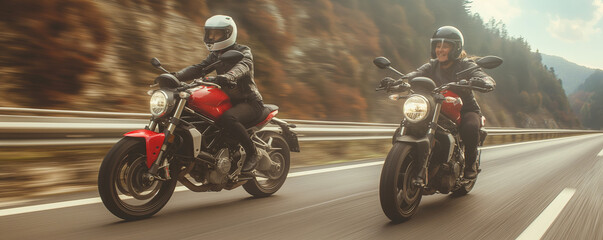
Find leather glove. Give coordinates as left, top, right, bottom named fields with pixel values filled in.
left=469, top=77, right=485, bottom=86
left=469, top=77, right=494, bottom=92
left=380, top=77, right=395, bottom=87
left=214, top=74, right=235, bottom=88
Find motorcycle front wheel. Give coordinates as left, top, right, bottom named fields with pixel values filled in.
left=98, top=138, right=177, bottom=220
left=243, top=132, right=290, bottom=197
left=379, top=142, right=422, bottom=222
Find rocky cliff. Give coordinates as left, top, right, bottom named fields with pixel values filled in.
left=0, top=0, right=581, bottom=128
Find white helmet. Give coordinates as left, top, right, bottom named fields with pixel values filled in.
left=203, top=15, right=237, bottom=52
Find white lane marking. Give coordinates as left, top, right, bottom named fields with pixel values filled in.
left=0, top=198, right=102, bottom=217
left=515, top=188, right=576, bottom=240
left=479, top=134, right=599, bottom=150
left=0, top=160, right=384, bottom=217
left=288, top=161, right=383, bottom=178
left=597, top=148, right=603, bottom=157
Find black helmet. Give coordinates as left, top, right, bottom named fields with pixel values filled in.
left=430, top=26, right=464, bottom=60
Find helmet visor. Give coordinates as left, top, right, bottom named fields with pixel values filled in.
left=204, top=27, right=232, bottom=44
left=430, top=38, right=457, bottom=47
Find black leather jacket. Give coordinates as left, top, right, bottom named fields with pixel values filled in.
left=175, top=44, right=263, bottom=104
left=404, top=58, right=496, bottom=114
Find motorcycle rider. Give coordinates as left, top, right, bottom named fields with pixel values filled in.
left=386, top=26, right=495, bottom=179
left=174, top=15, right=263, bottom=172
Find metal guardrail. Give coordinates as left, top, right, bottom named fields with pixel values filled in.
left=0, top=107, right=599, bottom=147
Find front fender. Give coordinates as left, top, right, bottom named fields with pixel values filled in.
left=394, top=135, right=431, bottom=161
left=124, top=129, right=165, bottom=168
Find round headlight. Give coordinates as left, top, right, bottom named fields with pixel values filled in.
left=150, top=91, right=169, bottom=117
left=403, top=95, right=430, bottom=123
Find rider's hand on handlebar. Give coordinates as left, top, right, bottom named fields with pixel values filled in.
left=379, top=77, right=396, bottom=87
left=469, top=77, right=485, bottom=86
left=469, top=77, right=494, bottom=92
left=214, top=74, right=236, bottom=88
left=458, top=79, right=470, bottom=86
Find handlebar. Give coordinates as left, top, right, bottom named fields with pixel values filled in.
left=436, top=81, right=491, bottom=92
left=176, top=77, right=222, bottom=91
left=195, top=76, right=222, bottom=88
left=376, top=81, right=410, bottom=92
left=376, top=81, right=490, bottom=93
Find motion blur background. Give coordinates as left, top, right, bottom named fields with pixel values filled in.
left=0, top=0, right=602, bottom=200
left=2, top=0, right=602, bottom=129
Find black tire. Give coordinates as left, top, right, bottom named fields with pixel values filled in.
left=243, top=132, right=290, bottom=197
left=452, top=178, right=476, bottom=196
left=98, top=137, right=177, bottom=220
left=379, top=143, right=422, bottom=222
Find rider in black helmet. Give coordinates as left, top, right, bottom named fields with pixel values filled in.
left=174, top=15, right=263, bottom=172
left=399, top=26, right=496, bottom=179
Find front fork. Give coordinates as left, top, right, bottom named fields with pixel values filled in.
left=147, top=98, right=188, bottom=180
left=415, top=101, right=442, bottom=187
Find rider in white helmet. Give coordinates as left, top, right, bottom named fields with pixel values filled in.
left=203, top=14, right=238, bottom=52
left=175, top=15, right=263, bottom=172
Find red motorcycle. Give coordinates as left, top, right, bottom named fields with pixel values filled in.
left=373, top=55, right=502, bottom=222
left=98, top=50, right=299, bottom=220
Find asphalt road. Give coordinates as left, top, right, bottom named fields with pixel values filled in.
left=1, top=134, right=602, bottom=240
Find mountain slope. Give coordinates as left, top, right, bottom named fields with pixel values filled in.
left=540, top=53, right=596, bottom=94
left=0, top=0, right=581, bottom=128
left=569, top=70, right=603, bottom=129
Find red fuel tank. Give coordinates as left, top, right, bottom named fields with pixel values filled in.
left=440, top=90, right=463, bottom=125
left=187, top=86, right=232, bottom=120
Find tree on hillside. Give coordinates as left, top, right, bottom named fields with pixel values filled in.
left=570, top=70, right=603, bottom=129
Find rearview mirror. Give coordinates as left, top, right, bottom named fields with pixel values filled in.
left=373, top=57, right=391, bottom=69
left=220, top=50, right=245, bottom=63
left=475, top=56, right=503, bottom=69
left=151, top=57, right=162, bottom=68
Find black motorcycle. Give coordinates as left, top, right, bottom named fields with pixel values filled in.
left=373, top=55, right=502, bottom=222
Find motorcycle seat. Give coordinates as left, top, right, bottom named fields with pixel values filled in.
left=244, top=104, right=279, bottom=128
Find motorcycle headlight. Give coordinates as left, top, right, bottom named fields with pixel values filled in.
left=149, top=90, right=171, bottom=117
left=403, top=95, right=430, bottom=123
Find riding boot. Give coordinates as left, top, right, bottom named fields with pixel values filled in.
left=463, top=148, right=478, bottom=179
left=239, top=134, right=259, bottom=172
left=221, top=119, right=258, bottom=172
left=242, top=150, right=260, bottom=172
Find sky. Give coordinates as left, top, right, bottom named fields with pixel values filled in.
left=468, top=0, right=603, bottom=70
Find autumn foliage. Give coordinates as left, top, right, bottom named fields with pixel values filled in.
left=0, top=0, right=583, bottom=127
left=0, top=0, right=109, bottom=106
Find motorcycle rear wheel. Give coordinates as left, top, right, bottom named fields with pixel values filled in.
left=98, top=138, right=177, bottom=220
left=453, top=178, right=476, bottom=196
left=379, top=142, right=422, bottom=222
left=243, top=132, right=290, bottom=197
left=452, top=150, right=481, bottom=196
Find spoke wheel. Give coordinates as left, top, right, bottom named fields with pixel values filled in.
left=243, top=133, right=290, bottom=197
left=98, top=138, right=176, bottom=220
left=379, top=143, right=422, bottom=222
left=125, top=157, right=162, bottom=200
